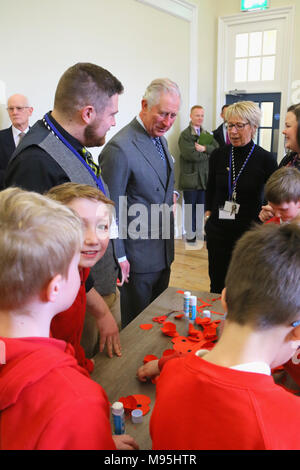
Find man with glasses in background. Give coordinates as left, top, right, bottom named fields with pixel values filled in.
left=0, top=94, right=33, bottom=189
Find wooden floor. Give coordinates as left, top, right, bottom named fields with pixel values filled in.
left=169, top=239, right=210, bottom=292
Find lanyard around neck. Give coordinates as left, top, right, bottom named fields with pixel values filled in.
left=43, top=113, right=106, bottom=195
left=228, top=143, right=255, bottom=200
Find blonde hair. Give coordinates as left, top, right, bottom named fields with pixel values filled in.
left=225, top=101, right=261, bottom=132
left=0, top=187, right=83, bottom=310
left=46, top=183, right=115, bottom=223
left=45, top=182, right=114, bottom=207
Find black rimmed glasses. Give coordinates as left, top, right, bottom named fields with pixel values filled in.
left=226, top=122, right=250, bottom=131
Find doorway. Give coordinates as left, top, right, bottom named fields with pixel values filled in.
left=226, top=92, right=281, bottom=160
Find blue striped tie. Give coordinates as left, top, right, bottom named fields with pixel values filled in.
left=152, top=137, right=166, bottom=163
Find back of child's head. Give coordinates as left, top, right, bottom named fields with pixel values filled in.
left=265, top=167, right=300, bottom=205
left=225, top=223, right=300, bottom=330
left=0, top=187, right=83, bottom=310
left=45, top=182, right=114, bottom=208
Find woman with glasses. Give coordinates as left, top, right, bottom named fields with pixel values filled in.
left=205, top=101, right=278, bottom=294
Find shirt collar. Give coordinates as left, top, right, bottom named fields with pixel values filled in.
left=12, top=125, right=29, bottom=138
left=195, top=350, right=271, bottom=376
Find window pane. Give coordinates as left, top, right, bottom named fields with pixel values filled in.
left=262, top=56, right=275, bottom=80
left=249, top=32, right=262, bottom=57
left=263, top=30, right=277, bottom=55
left=248, top=57, right=261, bottom=81
left=261, top=102, right=274, bottom=127
left=235, top=33, right=248, bottom=58
left=260, top=128, right=272, bottom=152
left=235, top=58, right=248, bottom=82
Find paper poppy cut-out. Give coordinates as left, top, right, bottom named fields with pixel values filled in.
left=119, top=394, right=151, bottom=415
left=139, top=324, right=153, bottom=330
left=143, top=354, right=158, bottom=364
left=160, top=321, right=179, bottom=337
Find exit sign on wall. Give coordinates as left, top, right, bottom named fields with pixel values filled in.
left=241, top=0, right=269, bottom=11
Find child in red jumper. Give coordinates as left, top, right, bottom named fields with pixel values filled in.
left=260, top=166, right=300, bottom=224
left=47, top=183, right=122, bottom=373
left=139, top=223, right=300, bottom=450
left=261, top=167, right=300, bottom=387
left=0, top=187, right=138, bottom=450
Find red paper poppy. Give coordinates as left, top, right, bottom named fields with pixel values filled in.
left=195, top=317, right=211, bottom=326
left=143, top=354, right=158, bottom=364
left=132, top=394, right=151, bottom=415
left=161, top=321, right=179, bottom=337
left=118, top=395, right=138, bottom=413
left=176, top=290, right=185, bottom=294
left=139, top=324, right=153, bottom=330
left=174, top=313, right=184, bottom=319
left=171, top=336, right=199, bottom=354
left=162, top=349, right=176, bottom=357
left=152, top=315, right=168, bottom=324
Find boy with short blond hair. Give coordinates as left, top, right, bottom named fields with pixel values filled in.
left=0, top=188, right=117, bottom=449
left=46, top=183, right=121, bottom=372
left=144, top=223, right=300, bottom=450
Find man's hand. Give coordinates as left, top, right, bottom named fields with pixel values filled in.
left=259, top=204, right=274, bottom=222
left=112, top=434, right=139, bottom=450
left=195, top=142, right=206, bottom=152
left=117, top=259, right=130, bottom=286
left=96, top=312, right=122, bottom=358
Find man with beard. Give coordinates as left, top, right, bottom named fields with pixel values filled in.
left=5, top=63, right=124, bottom=358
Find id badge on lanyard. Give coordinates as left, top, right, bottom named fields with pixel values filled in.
left=219, top=144, right=255, bottom=220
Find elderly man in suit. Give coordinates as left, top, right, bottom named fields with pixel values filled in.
left=213, top=104, right=229, bottom=148
left=0, top=94, right=33, bottom=189
left=100, top=78, right=181, bottom=327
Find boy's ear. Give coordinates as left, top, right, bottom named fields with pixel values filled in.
left=44, top=274, right=63, bottom=303
left=288, top=323, right=300, bottom=351
left=221, top=288, right=228, bottom=313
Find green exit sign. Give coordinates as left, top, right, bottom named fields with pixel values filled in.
left=241, top=0, right=269, bottom=11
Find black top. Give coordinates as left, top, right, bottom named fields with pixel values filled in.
left=205, top=141, right=278, bottom=239
left=279, top=152, right=300, bottom=170
left=4, top=113, right=82, bottom=192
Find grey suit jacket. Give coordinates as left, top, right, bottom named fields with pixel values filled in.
left=99, top=118, right=174, bottom=274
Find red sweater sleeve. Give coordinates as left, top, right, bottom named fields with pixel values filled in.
left=36, top=397, right=116, bottom=450
left=158, top=351, right=183, bottom=370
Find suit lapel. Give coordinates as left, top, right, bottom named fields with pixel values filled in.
left=6, top=127, right=16, bottom=155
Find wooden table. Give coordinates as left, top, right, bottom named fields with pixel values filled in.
left=92, top=287, right=225, bottom=450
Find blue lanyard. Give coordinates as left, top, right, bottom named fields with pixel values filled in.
left=44, top=113, right=106, bottom=195
left=228, top=143, right=255, bottom=200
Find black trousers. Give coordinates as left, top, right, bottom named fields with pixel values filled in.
left=206, top=230, right=239, bottom=294
left=120, top=268, right=171, bottom=328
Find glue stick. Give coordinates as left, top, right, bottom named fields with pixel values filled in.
left=189, top=296, right=197, bottom=323
left=111, top=402, right=125, bottom=435
left=183, top=291, right=191, bottom=316
left=202, top=309, right=211, bottom=319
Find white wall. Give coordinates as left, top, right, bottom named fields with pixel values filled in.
left=0, top=0, right=192, bottom=161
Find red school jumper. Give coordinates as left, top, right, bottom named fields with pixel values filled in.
left=50, top=267, right=94, bottom=374
left=0, top=337, right=115, bottom=450
left=150, top=353, right=300, bottom=450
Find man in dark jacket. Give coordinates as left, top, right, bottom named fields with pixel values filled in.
left=178, top=105, right=218, bottom=243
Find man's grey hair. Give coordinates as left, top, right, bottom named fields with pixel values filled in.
left=143, top=78, right=181, bottom=109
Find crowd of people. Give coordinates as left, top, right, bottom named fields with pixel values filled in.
left=0, top=61, right=300, bottom=450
